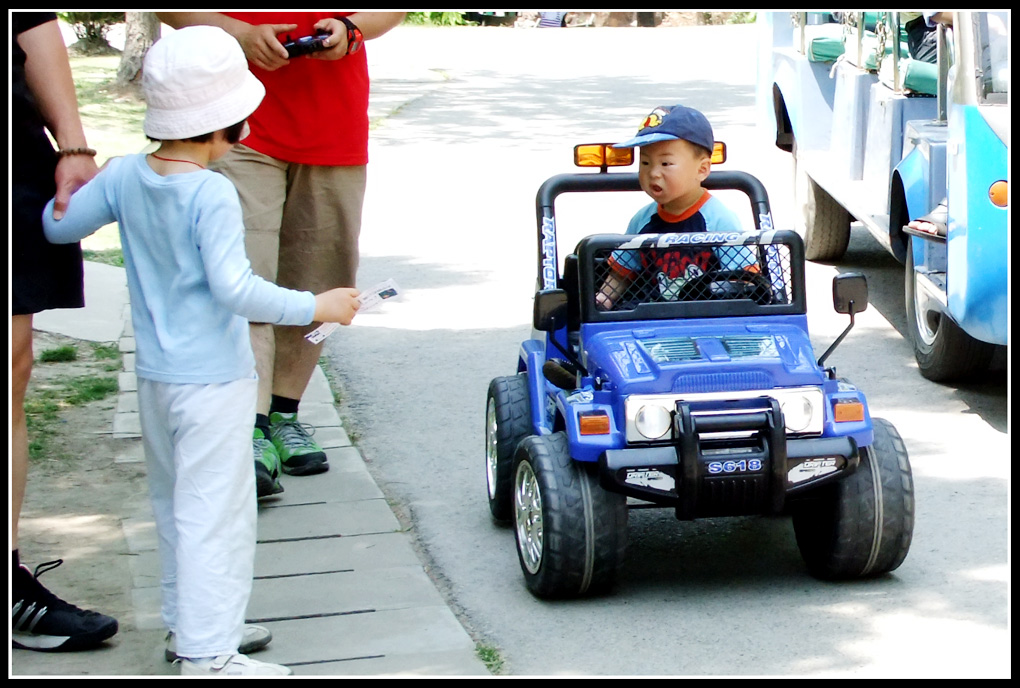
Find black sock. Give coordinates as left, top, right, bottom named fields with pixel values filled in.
left=13, top=548, right=20, bottom=572
left=269, top=395, right=300, bottom=416
left=255, top=414, right=271, bottom=440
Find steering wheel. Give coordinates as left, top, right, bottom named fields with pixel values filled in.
left=674, top=269, right=774, bottom=305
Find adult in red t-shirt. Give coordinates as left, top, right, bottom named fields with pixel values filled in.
left=158, top=12, right=405, bottom=495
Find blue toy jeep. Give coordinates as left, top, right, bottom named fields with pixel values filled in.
left=485, top=144, right=914, bottom=598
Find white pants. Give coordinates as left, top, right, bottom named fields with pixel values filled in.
left=137, top=375, right=258, bottom=659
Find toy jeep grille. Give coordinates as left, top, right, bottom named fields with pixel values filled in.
left=721, top=335, right=779, bottom=358
left=645, top=337, right=700, bottom=363
left=573, top=231, right=807, bottom=323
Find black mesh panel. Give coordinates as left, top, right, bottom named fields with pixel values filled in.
left=594, top=243, right=793, bottom=312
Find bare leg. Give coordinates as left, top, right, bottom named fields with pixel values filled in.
left=11, top=314, right=34, bottom=551
left=249, top=323, right=275, bottom=416
left=271, top=325, right=325, bottom=402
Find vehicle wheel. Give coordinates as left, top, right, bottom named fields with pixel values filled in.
left=792, top=418, right=914, bottom=580
left=513, top=433, right=627, bottom=598
left=904, top=236, right=995, bottom=382
left=794, top=148, right=851, bottom=262
left=486, top=374, right=531, bottom=522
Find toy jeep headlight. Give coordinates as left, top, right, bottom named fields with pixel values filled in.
left=779, top=393, right=816, bottom=433
left=625, top=387, right=825, bottom=443
left=634, top=403, right=673, bottom=440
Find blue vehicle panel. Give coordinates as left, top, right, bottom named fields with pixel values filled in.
left=757, top=11, right=1008, bottom=382
left=946, top=105, right=1008, bottom=346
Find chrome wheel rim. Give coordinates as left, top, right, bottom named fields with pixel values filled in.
left=912, top=272, right=941, bottom=347
left=514, top=460, right=543, bottom=574
left=485, top=398, right=498, bottom=500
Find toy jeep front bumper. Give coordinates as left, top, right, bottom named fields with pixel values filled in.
left=598, top=399, right=859, bottom=519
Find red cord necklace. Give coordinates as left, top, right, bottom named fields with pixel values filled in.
left=150, top=153, right=205, bottom=169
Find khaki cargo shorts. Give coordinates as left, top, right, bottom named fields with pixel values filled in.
left=211, top=145, right=366, bottom=321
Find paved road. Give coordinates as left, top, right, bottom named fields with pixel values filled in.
left=326, top=23, right=1009, bottom=677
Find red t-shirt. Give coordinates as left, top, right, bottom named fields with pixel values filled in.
left=225, top=12, right=369, bottom=166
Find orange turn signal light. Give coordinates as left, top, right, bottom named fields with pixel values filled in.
left=833, top=400, right=865, bottom=423
left=573, top=141, right=726, bottom=168
left=579, top=411, right=611, bottom=435
left=574, top=143, right=634, bottom=169
left=989, top=180, right=1008, bottom=207
left=710, top=141, right=727, bottom=165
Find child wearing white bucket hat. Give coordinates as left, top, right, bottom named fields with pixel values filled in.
left=43, top=25, right=362, bottom=676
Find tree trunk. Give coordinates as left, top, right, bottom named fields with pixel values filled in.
left=636, top=12, right=659, bottom=27
left=115, top=12, right=160, bottom=89
left=606, top=12, right=634, bottom=27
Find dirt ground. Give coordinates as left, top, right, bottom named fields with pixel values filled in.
left=11, top=330, right=172, bottom=676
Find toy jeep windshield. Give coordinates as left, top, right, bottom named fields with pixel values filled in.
left=485, top=143, right=914, bottom=598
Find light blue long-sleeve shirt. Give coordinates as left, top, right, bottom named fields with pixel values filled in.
left=43, top=154, right=317, bottom=384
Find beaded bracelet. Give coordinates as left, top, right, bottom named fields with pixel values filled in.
left=55, top=147, right=97, bottom=158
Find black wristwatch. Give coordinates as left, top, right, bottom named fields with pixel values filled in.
left=339, top=16, right=363, bottom=55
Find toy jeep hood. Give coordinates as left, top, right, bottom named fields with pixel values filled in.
left=581, top=317, right=823, bottom=397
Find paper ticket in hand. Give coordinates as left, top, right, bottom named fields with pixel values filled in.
left=304, top=279, right=401, bottom=344
left=304, top=322, right=339, bottom=344
left=355, top=278, right=401, bottom=313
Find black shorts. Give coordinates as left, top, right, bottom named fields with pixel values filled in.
left=11, top=128, right=84, bottom=316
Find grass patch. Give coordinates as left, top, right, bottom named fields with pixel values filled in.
left=25, top=396, right=62, bottom=422
left=92, top=342, right=121, bottom=359
left=476, top=644, right=505, bottom=674
left=26, top=372, right=120, bottom=460
left=26, top=333, right=123, bottom=462
left=64, top=376, right=120, bottom=406
left=38, top=345, right=78, bottom=363
left=82, top=247, right=124, bottom=267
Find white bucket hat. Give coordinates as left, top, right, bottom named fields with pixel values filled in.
left=142, top=25, right=265, bottom=140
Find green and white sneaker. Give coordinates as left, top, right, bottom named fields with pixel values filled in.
left=269, top=411, right=329, bottom=476
left=254, top=429, right=285, bottom=498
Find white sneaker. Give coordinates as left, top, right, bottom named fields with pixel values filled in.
left=165, top=624, right=272, bottom=662
left=179, top=653, right=292, bottom=676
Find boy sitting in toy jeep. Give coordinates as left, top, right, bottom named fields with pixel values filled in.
left=596, top=104, right=758, bottom=310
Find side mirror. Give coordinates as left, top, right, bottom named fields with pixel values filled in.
left=534, top=289, right=569, bottom=332
left=818, top=273, right=868, bottom=368
left=832, top=273, right=868, bottom=315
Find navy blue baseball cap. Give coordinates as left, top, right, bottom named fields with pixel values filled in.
left=614, top=104, right=715, bottom=152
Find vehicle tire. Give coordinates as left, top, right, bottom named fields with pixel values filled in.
left=794, top=149, right=851, bottom=262
left=512, top=433, right=627, bottom=598
left=486, top=374, right=531, bottom=522
left=904, top=236, right=995, bottom=382
left=792, top=418, right=914, bottom=580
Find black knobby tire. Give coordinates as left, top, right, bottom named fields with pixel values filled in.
left=792, top=418, right=914, bottom=580
left=904, top=236, right=995, bottom=382
left=485, top=374, right=531, bottom=522
left=512, top=433, right=627, bottom=598
left=794, top=148, right=851, bottom=262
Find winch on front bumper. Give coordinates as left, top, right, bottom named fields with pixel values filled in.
left=598, top=397, right=859, bottom=520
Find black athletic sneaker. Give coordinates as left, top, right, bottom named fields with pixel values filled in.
left=12, top=560, right=119, bottom=652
